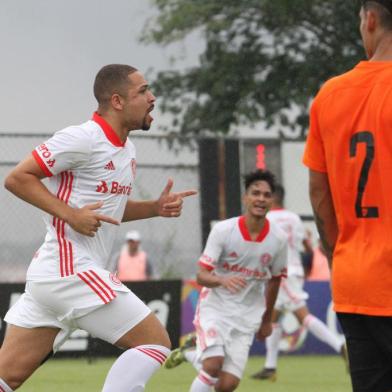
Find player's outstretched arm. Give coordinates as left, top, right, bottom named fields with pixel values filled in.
left=4, top=154, right=119, bottom=237
left=122, top=178, right=197, bottom=222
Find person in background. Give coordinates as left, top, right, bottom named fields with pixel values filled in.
left=117, top=230, right=153, bottom=281
left=165, top=170, right=288, bottom=392
left=251, top=184, right=346, bottom=381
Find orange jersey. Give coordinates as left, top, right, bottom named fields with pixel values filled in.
left=303, top=61, right=392, bottom=316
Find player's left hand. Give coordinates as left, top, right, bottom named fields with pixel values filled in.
left=157, top=178, right=197, bottom=217
left=256, top=320, right=273, bottom=340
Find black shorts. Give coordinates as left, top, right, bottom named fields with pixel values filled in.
left=337, top=313, right=392, bottom=392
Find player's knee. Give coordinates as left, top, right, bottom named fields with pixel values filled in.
left=202, top=360, right=223, bottom=378
left=0, top=367, right=30, bottom=390
left=215, top=379, right=239, bottom=392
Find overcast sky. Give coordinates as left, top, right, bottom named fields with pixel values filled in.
left=0, top=0, right=202, bottom=134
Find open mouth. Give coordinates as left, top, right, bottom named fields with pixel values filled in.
left=146, top=105, right=155, bottom=122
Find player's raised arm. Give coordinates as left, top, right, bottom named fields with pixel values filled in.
left=122, top=178, right=197, bottom=222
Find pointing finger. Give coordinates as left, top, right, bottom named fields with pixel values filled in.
left=96, top=214, right=120, bottom=225
left=178, top=189, right=198, bottom=198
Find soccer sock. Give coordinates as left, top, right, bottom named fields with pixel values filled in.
left=264, top=323, right=282, bottom=369
left=102, top=345, right=170, bottom=392
left=304, top=314, right=342, bottom=352
left=190, top=370, right=218, bottom=392
left=0, top=378, right=13, bottom=392
left=184, top=350, right=201, bottom=371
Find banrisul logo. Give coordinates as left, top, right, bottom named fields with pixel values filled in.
left=96, top=181, right=131, bottom=196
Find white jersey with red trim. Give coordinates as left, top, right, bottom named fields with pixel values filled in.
left=267, top=209, right=305, bottom=277
left=195, top=216, right=288, bottom=333
left=27, top=113, right=136, bottom=281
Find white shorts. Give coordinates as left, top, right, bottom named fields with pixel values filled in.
left=194, top=317, right=254, bottom=379
left=274, top=275, right=309, bottom=312
left=4, top=268, right=151, bottom=351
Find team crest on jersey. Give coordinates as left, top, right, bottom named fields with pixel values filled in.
left=260, top=253, right=272, bottom=266
left=207, top=328, right=217, bottom=338
left=109, top=272, right=122, bottom=286
left=131, top=158, right=137, bottom=178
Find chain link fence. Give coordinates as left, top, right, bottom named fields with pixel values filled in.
left=0, top=133, right=316, bottom=283
left=0, top=133, right=201, bottom=282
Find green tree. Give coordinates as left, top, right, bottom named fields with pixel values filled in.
left=142, top=0, right=364, bottom=139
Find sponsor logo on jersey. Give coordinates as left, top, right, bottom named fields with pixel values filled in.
left=222, top=262, right=267, bottom=279
left=228, top=251, right=239, bottom=258
left=96, top=180, right=109, bottom=193
left=104, top=160, right=116, bottom=170
left=96, top=180, right=131, bottom=196
left=38, top=143, right=56, bottom=168
left=207, top=328, right=217, bottom=338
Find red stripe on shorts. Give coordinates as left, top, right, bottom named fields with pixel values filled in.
left=77, top=272, right=109, bottom=304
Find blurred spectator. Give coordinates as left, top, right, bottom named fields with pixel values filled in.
left=117, top=230, right=153, bottom=281
left=308, top=238, right=330, bottom=281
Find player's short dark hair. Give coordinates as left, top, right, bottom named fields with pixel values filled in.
left=362, top=1, right=392, bottom=30
left=273, top=183, right=285, bottom=204
left=244, top=169, right=276, bottom=193
left=94, top=64, right=138, bottom=109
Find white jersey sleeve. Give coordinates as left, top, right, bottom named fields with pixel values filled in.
left=198, top=222, right=226, bottom=271
left=33, top=126, right=91, bottom=176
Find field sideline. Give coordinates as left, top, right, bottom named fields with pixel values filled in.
left=19, top=355, right=351, bottom=391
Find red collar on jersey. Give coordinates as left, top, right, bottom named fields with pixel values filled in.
left=92, top=112, right=125, bottom=147
left=238, top=216, right=270, bottom=242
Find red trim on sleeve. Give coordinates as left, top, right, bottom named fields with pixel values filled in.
left=32, top=150, right=53, bottom=177
left=92, top=112, right=125, bottom=147
left=273, top=273, right=288, bottom=279
left=238, top=216, right=270, bottom=242
left=198, top=261, right=214, bottom=271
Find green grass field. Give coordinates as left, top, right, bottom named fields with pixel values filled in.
left=18, top=355, right=351, bottom=391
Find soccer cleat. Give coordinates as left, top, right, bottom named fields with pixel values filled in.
left=250, top=368, right=277, bottom=381
left=164, top=348, right=186, bottom=369
left=164, top=332, right=197, bottom=369
left=181, top=332, right=197, bottom=350
left=340, top=343, right=350, bottom=373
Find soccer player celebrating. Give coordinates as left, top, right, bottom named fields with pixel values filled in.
left=167, top=170, right=288, bottom=392
left=0, top=64, right=196, bottom=392
left=251, top=184, right=347, bottom=381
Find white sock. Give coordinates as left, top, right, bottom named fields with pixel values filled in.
left=102, top=345, right=170, bottom=392
left=189, top=370, right=218, bottom=392
left=304, top=314, right=342, bottom=352
left=184, top=350, right=201, bottom=371
left=0, top=378, right=13, bottom=392
left=264, top=323, right=282, bottom=369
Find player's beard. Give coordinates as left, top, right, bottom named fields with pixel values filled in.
left=141, top=113, right=153, bottom=131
